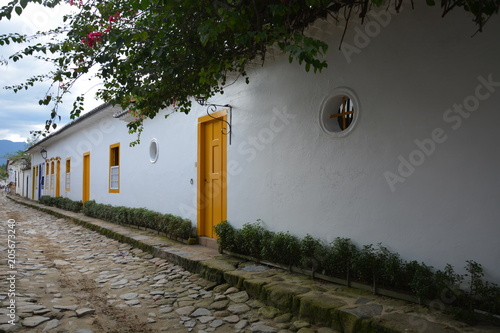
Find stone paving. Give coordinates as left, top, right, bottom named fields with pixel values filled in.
left=0, top=193, right=332, bottom=333
left=2, top=193, right=500, bottom=333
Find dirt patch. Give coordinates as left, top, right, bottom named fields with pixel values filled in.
left=58, top=273, right=154, bottom=333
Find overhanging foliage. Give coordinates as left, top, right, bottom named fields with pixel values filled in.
left=0, top=0, right=498, bottom=143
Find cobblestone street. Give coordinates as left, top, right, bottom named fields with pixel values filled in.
left=0, top=193, right=328, bottom=333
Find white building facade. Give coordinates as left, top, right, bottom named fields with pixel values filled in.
left=27, top=6, right=500, bottom=282
left=5, top=159, right=31, bottom=196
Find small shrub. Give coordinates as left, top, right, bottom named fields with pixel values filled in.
left=214, top=220, right=237, bottom=253
left=39, top=196, right=82, bottom=212
left=129, top=208, right=148, bottom=228
left=324, top=237, right=357, bottom=281
left=461, top=260, right=491, bottom=319
left=179, top=219, right=193, bottom=239
left=405, top=261, right=436, bottom=302
left=112, top=206, right=128, bottom=225
left=142, top=210, right=158, bottom=230
left=299, top=234, right=327, bottom=272
left=239, top=221, right=271, bottom=259
left=352, top=244, right=378, bottom=284
left=170, top=216, right=184, bottom=238
left=477, top=282, right=500, bottom=317
left=39, top=195, right=56, bottom=206
left=83, top=200, right=97, bottom=216
left=434, top=264, right=464, bottom=304
left=158, top=214, right=172, bottom=235
left=262, top=231, right=301, bottom=268
left=59, top=197, right=82, bottom=212
left=377, top=245, right=405, bottom=289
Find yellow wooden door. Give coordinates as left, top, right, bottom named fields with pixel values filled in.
left=198, top=110, right=227, bottom=238
left=82, top=152, right=90, bottom=203
left=56, top=159, right=61, bottom=197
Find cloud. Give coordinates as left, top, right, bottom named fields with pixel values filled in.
left=0, top=3, right=104, bottom=142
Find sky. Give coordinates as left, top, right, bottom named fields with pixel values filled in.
left=0, top=3, right=103, bottom=143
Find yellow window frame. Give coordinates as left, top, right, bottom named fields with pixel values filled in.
left=65, top=158, right=71, bottom=192
left=109, top=143, right=120, bottom=193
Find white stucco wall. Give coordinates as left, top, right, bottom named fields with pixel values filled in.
left=99, top=109, right=201, bottom=217
left=28, top=4, right=500, bottom=283
left=215, top=5, right=500, bottom=282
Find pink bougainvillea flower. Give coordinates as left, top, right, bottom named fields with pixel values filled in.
left=81, top=32, right=103, bottom=48
left=108, top=12, right=121, bottom=23
left=88, top=32, right=103, bottom=40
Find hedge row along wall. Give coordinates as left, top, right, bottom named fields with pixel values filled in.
left=214, top=220, right=500, bottom=322
left=39, top=196, right=194, bottom=241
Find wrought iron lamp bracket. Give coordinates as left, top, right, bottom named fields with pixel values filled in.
left=204, top=103, right=233, bottom=145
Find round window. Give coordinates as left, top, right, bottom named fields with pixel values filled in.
left=319, top=87, right=360, bottom=137
left=149, top=139, right=159, bottom=163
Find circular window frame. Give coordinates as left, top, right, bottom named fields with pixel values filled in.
left=149, top=139, right=159, bottom=163
left=319, top=87, right=360, bottom=138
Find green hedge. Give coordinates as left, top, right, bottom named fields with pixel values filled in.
left=214, top=220, right=500, bottom=321
left=39, top=195, right=83, bottom=213
left=38, top=196, right=194, bottom=241
left=82, top=200, right=194, bottom=240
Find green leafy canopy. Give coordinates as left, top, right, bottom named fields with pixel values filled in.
left=0, top=0, right=498, bottom=142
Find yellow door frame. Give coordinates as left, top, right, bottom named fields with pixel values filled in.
left=31, top=166, right=35, bottom=199
left=56, top=158, right=61, bottom=197
left=82, top=152, right=90, bottom=203
left=197, top=109, right=228, bottom=238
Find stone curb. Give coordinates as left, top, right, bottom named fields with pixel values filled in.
left=6, top=195, right=494, bottom=333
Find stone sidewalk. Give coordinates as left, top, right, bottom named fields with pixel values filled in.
left=6, top=195, right=500, bottom=333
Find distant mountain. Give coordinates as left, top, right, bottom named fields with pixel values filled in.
left=0, top=140, right=27, bottom=165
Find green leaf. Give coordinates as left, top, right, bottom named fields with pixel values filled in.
left=426, top=0, right=436, bottom=5
left=14, top=6, right=22, bottom=16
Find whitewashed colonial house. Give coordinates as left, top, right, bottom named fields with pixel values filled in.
left=26, top=6, right=500, bottom=282
left=5, top=158, right=31, bottom=196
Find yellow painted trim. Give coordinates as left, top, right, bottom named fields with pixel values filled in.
left=109, top=143, right=120, bottom=193
left=65, top=158, right=71, bottom=192
left=31, top=166, right=35, bottom=199
left=50, top=161, right=55, bottom=190
left=198, top=109, right=228, bottom=124
left=197, top=122, right=203, bottom=238
left=55, top=159, right=61, bottom=197
left=82, top=152, right=90, bottom=203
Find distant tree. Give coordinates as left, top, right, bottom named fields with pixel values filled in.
left=3, top=150, right=29, bottom=159
left=2, top=149, right=30, bottom=169
left=0, top=163, right=7, bottom=180
left=26, top=136, right=39, bottom=149
left=0, top=0, right=498, bottom=144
